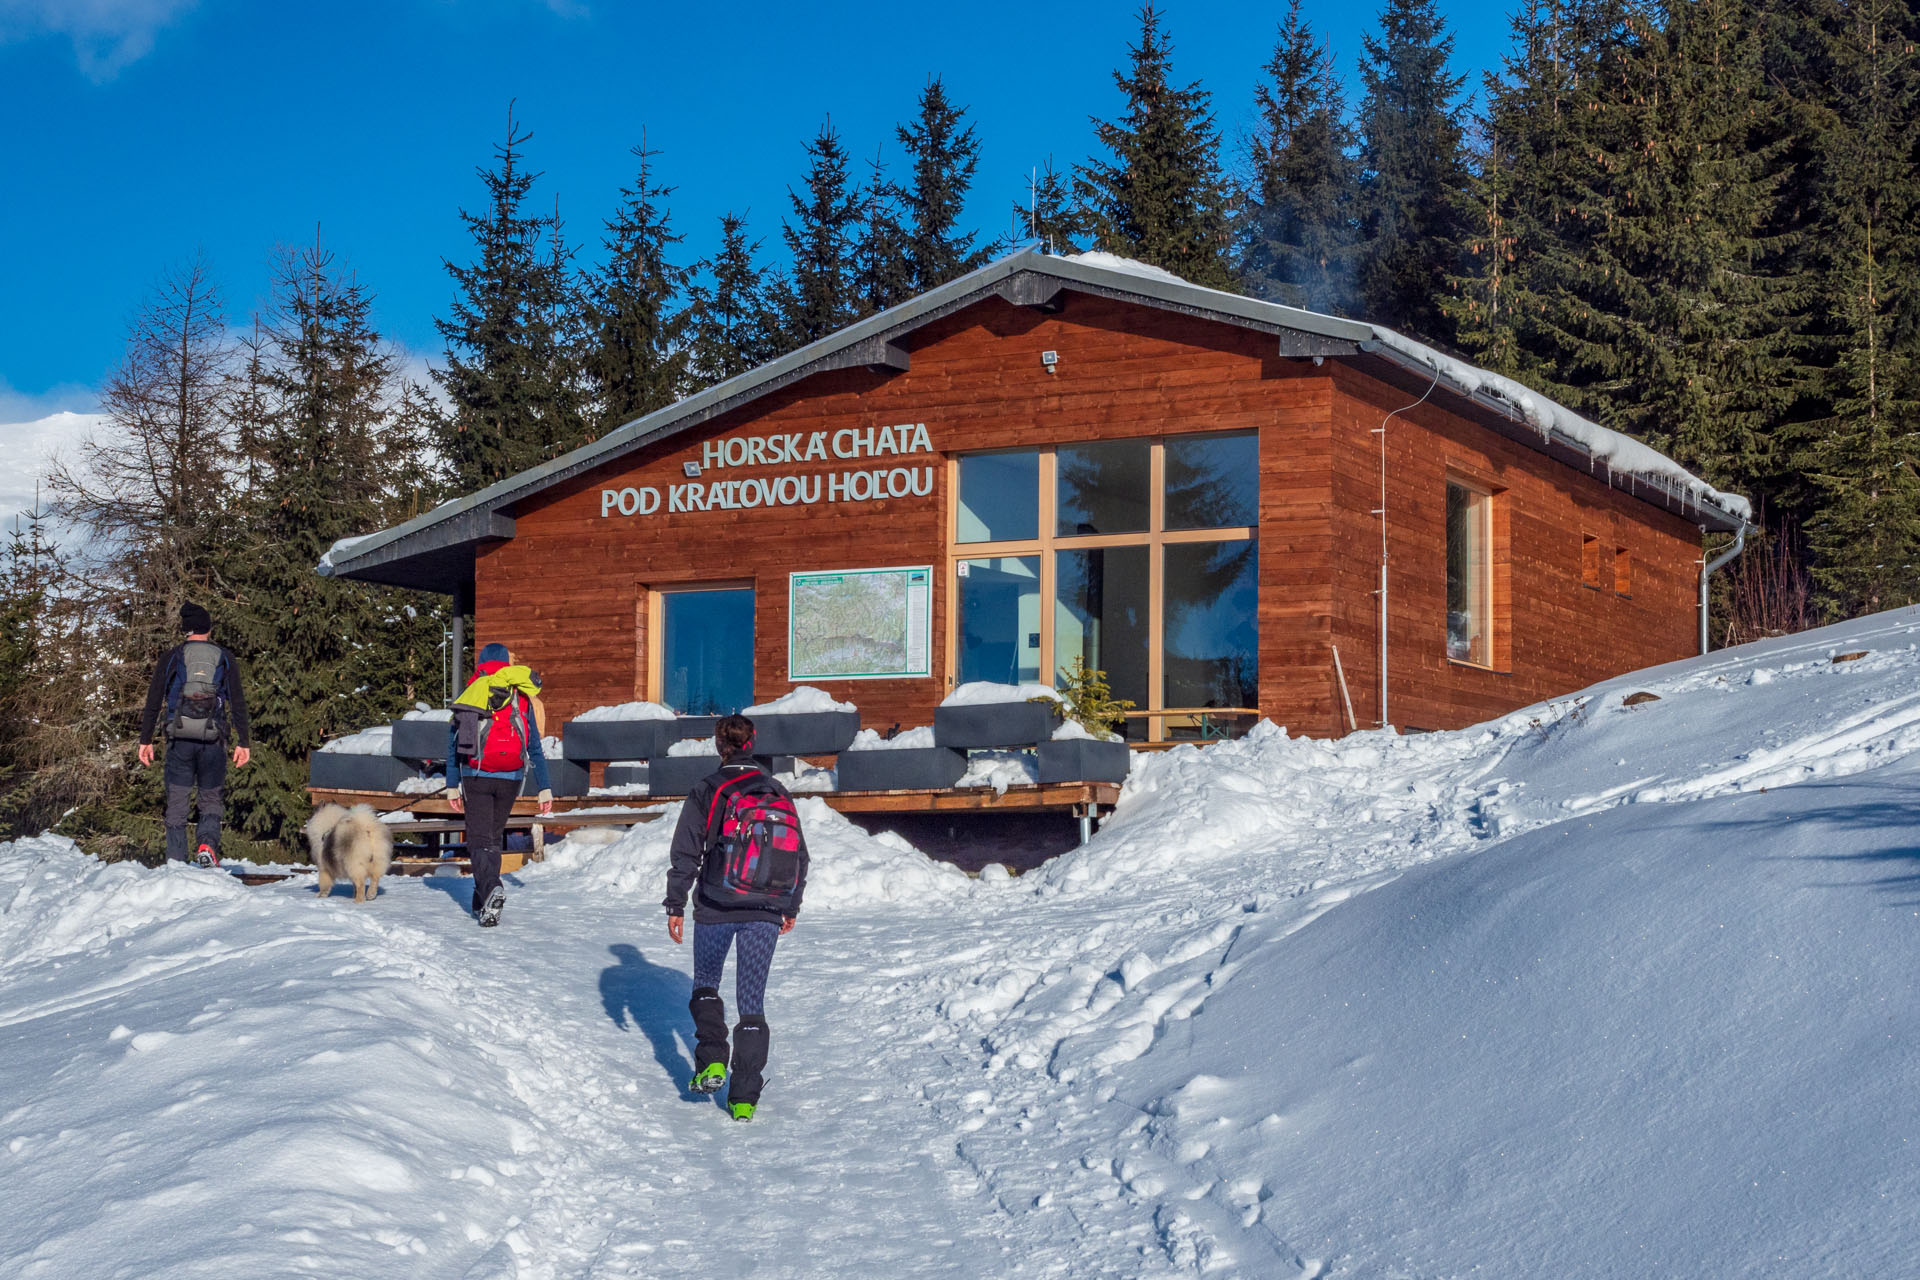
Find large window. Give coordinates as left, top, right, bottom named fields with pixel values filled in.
left=654, top=585, right=755, bottom=714
left=1446, top=483, right=1493, bottom=666
left=951, top=434, right=1258, bottom=738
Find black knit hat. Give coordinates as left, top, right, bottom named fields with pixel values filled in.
left=179, top=602, right=212, bottom=634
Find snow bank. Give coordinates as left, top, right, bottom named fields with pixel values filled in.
left=571, top=700, right=677, bottom=723
left=533, top=798, right=971, bottom=907
left=0, top=836, right=246, bottom=962
left=844, top=726, right=937, bottom=751
left=315, top=724, right=393, bottom=755
left=744, top=686, right=857, bottom=715
left=941, top=681, right=1061, bottom=707
left=666, top=736, right=714, bottom=757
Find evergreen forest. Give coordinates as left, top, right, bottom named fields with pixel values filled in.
left=4, top=0, right=1916, bottom=855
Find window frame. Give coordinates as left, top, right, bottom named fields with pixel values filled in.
left=1444, top=478, right=1498, bottom=671
left=645, top=579, right=757, bottom=713
left=945, top=435, right=1258, bottom=739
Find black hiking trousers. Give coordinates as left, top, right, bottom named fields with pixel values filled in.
left=461, top=776, right=519, bottom=915
left=163, top=739, right=227, bottom=862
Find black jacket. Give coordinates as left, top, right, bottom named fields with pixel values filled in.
left=138, top=643, right=252, bottom=747
left=664, top=761, right=809, bottom=926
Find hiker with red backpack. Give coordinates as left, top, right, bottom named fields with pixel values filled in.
left=664, top=714, right=809, bottom=1122
left=137, top=602, right=252, bottom=866
left=445, top=642, right=554, bottom=927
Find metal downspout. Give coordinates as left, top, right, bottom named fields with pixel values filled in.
left=1698, top=524, right=1749, bottom=655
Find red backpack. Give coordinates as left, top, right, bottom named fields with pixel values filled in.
left=454, top=683, right=533, bottom=773
left=700, top=771, right=807, bottom=911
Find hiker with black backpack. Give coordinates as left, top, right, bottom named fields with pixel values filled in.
left=445, top=642, right=554, bottom=927
left=136, top=602, right=252, bottom=866
left=664, top=714, right=809, bottom=1122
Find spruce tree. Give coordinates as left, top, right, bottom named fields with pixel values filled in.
left=1792, top=0, right=1920, bottom=614
left=1355, top=0, right=1473, bottom=339
left=1241, top=0, right=1359, bottom=313
left=586, top=136, right=690, bottom=431
left=775, top=122, right=859, bottom=350
left=1074, top=4, right=1236, bottom=288
left=225, top=239, right=446, bottom=841
left=1590, top=0, right=1801, bottom=490
left=897, top=77, right=989, bottom=289
left=687, top=213, right=779, bottom=386
left=434, top=106, right=586, bottom=492
left=850, top=147, right=915, bottom=316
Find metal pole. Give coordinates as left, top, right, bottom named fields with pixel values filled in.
left=451, top=582, right=472, bottom=695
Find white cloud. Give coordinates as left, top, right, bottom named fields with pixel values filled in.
left=0, top=0, right=199, bottom=80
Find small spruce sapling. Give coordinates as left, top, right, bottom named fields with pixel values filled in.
left=1049, top=657, right=1136, bottom=738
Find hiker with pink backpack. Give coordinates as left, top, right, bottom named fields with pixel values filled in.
left=663, top=714, right=810, bottom=1122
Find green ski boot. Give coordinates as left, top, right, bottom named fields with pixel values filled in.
left=689, top=1063, right=727, bottom=1095
left=728, top=1101, right=756, bottom=1122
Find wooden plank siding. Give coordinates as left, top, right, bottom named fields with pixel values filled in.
left=473, top=290, right=1706, bottom=741
left=1327, top=364, right=1701, bottom=733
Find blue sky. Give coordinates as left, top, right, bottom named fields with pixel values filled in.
left=0, top=0, right=1512, bottom=412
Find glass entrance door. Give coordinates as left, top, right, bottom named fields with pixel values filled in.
left=658, top=586, right=754, bottom=714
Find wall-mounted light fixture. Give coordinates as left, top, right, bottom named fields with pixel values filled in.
left=1041, top=350, right=1059, bottom=375
left=682, top=461, right=702, bottom=477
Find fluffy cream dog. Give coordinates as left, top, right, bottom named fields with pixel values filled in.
left=304, top=803, right=393, bottom=902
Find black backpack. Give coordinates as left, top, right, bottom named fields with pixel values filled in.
left=698, top=770, right=807, bottom=913
left=167, top=641, right=226, bottom=743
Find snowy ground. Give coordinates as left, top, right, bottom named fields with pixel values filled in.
left=4, top=608, right=1919, bottom=1277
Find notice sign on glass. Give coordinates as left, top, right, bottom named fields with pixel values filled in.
left=788, top=567, right=932, bottom=681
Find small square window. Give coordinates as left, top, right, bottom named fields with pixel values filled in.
left=1614, top=547, right=1632, bottom=596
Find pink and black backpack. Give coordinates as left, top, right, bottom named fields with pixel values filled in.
left=700, top=770, right=807, bottom=912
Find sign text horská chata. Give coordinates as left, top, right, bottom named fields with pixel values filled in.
left=599, top=423, right=935, bottom=518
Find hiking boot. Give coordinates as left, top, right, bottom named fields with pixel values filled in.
left=193, top=844, right=220, bottom=868
left=689, top=1063, right=727, bottom=1094
left=728, top=1101, right=756, bottom=1122
left=475, top=885, right=506, bottom=927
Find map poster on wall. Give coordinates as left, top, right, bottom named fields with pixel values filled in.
left=788, top=567, right=932, bottom=681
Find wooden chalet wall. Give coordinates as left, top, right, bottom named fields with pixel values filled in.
left=1328, top=364, right=1702, bottom=733
left=472, top=289, right=1706, bottom=738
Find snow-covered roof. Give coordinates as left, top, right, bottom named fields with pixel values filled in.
left=318, top=249, right=1747, bottom=593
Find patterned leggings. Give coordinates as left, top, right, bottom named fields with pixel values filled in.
left=693, top=921, right=781, bottom=1016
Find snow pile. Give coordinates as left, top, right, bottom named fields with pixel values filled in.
left=534, top=798, right=970, bottom=908
left=957, top=750, right=1038, bottom=793
left=666, top=736, right=715, bottom=757
left=844, top=726, right=937, bottom=751
left=571, top=700, right=677, bottom=723
left=399, top=705, right=451, bottom=722
left=1061, top=250, right=1188, bottom=286
left=744, top=686, right=857, bottom=715
left=942, top=681, right=1062, bottom=707
left=315, top=724, right=393, bottom=755
left=0, top=836, right=245, bottom=962
left=1050, top=719, right=1120, bottom=742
